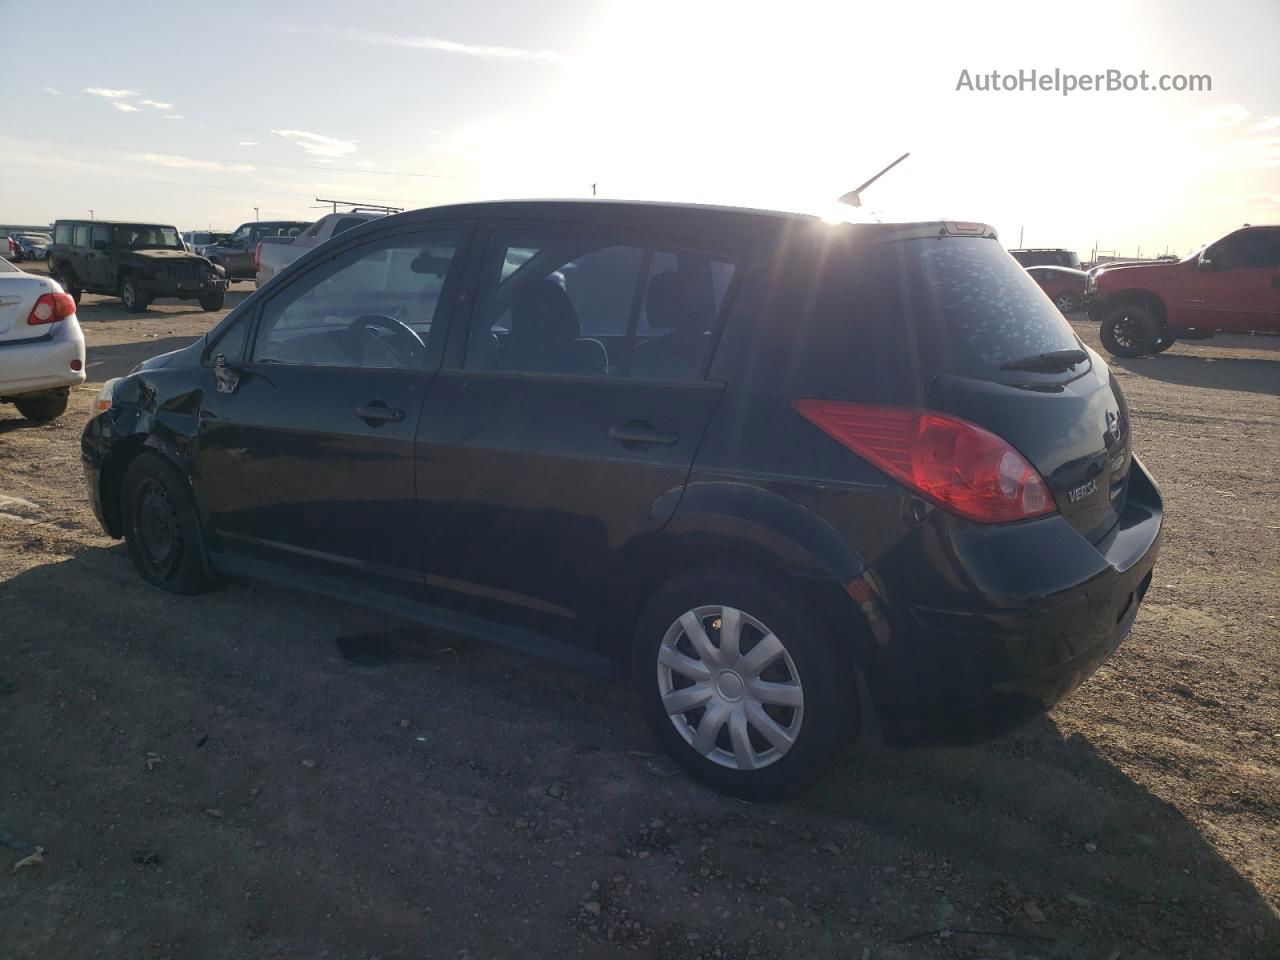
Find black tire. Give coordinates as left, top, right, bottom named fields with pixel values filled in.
left=632, top=570, right=858, bottom=800
left=1151, top=334, right=1176, bottom=354
left=120, top=276, right=150, bottom=313
left=121, top=454, right=215, bottom=595
left=198, top=289, right=225, bottom=312
left=1099, top=302, right=1160, bottom=357
left=14, top=394, right=68, bottom=422
left=54, top=265, right=82, bottom=304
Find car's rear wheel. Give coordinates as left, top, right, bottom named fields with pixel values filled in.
left=13, top=394, right=68, bottom=422
left=120, top=276, right=150, bottom=313
left=121, top=454, right=215, bottom=595
left=198, top=289, right=225, bottom=312
left=1100, top=302, right=1159, bottom=357
left=632, top=571, right=857, bottom=800
left=54, top=266, right=82, bottom=304
left=1053, top=293, right=1077, bottom=313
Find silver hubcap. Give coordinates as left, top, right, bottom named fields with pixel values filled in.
left=656, top=605, right=804, bottom=771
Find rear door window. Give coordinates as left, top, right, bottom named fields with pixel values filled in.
left=464, top=227, right=736, bottom=381
left=72, top=224, right=90, bottom=248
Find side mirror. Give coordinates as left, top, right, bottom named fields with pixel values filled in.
left=1197, top=253, right=1215, bottom=270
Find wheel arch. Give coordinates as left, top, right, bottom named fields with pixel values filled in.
left=607, top=482, right=878, bottom=671
left=1099, top=288, right=1169, bottom=327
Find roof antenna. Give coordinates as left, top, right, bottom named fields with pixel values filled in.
left=837, top=152, right=910, bottom=208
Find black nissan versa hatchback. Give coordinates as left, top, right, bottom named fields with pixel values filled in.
left=82, top=200, right=1162, bottom=799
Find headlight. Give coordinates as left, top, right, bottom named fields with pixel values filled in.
left=95, top=378, right=120, bottom=413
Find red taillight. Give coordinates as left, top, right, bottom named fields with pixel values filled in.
left=27, top=292, right=76, bottom=326
left=792, top=400, right=1055, bottom=523
left=254, top=242, right=262, bottom=272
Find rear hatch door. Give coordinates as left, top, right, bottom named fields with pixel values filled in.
left=866, top=233, right=1130, bottom=543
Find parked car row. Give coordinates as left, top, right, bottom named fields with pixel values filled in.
left=6, top=232, right=53, bottom=262
left=1011, top=226, right=1280, bottom=358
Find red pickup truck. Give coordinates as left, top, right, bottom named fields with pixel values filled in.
left=1087, top=225, right=1280, bottom=356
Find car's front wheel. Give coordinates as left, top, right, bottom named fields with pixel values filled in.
left=121, top=454, right=215, bottom=595
left=120, top=276, right=150, bottom=313
left=198, top=289, right=225, bottom=312
left=1053, top=293, right=1077, bottom=314
left=632, top=571, right=858, bottom=800
left=1100, top=302, right=1160, bottom=357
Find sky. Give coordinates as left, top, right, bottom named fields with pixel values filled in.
left=1, top=0, right=1277, bottom=258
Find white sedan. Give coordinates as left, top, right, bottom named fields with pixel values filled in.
left=0, top=258, right=85, bottom=421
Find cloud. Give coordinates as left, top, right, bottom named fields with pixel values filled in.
left=342, top=29, right=567, bottom=64
left=271, top=129, right=358, bottom=158
left=1197, top=104, right=1250, bottom=130
left=1252, top=116, right=1280, bottom=132
left=238, top=140, right=260, bottom=146
left=140, top=153, right=256, bottom=174
left=137, top=99, right=173, bottom=110
left=164, top=115, right=183, bottom=121
left=85, top=87, right=137, bottom=99
left=356, top=160, right=375, bottom=168
left=113, top=102, right=141, bottom=113
left=44, top=87, right=60, bottom=95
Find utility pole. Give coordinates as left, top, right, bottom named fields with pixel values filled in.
left=89, top=209, right=94, bottom=221
left=1018, top=226, right=1024, bottom=248
left=253, top=207, right=259, bottom=221
left=591, top=182, right=597, bottom=197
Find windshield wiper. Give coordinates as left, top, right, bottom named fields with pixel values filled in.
left=1000, top=348, right=1089, bottom=372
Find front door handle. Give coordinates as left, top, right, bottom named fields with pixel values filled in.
left=356, top=401, right=404, bottom=424
left=609, top=420, right=678, bottom=446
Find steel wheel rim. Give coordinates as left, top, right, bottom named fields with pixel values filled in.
left=135, top=478, right=181, bottom=578
left=1054, top=294, right=1074, bottom=312
left=656, top=605, right=804, bottom=771
left=122, top=281, right=136, bottom=308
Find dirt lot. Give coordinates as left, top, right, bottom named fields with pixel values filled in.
left=1, top=265, right=1277, bottom=960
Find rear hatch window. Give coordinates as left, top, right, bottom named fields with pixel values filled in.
left=875, top=237, right=1083, bottom=376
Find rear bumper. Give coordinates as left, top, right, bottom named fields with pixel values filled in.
left=858, top=456, right=1163, bottom=748
left=0, top=322, right=86, bottom=398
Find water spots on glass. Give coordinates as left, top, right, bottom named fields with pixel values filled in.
left=915, top=242, right=1079, bottom=368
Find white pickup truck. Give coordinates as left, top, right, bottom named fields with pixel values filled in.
left=255, top=210, right=386, bottom=286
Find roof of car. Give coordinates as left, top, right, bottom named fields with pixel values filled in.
left=387, top=199, right=997, bottom=244
left=54, top=219, right=178, bottom=228
left=1010, top=247, right=1075, bottom=253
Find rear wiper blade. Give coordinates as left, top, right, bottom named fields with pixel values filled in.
left=1000, top=348, right=1089, bottom=372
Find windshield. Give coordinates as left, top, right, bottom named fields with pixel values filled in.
left=113, top=225, right=183, bottom=250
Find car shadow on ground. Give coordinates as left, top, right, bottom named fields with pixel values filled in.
left=1112, top=352, right=1280, bottom=397
left=1, top=546, right=1276, bottom=959
left=85, top=336, right=203, bottom=381
left=73, top=288, right=253, bottom=322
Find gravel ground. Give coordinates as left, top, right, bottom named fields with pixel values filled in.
left=1, top=266, right=1277, bottom=959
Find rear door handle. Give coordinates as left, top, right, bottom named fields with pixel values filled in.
left=609, top=421, right=678, bottom=446
left=356, top=402, right=404, bottom=423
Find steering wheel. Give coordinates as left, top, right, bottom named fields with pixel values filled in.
left=341, top=314, right=425, bottom=367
